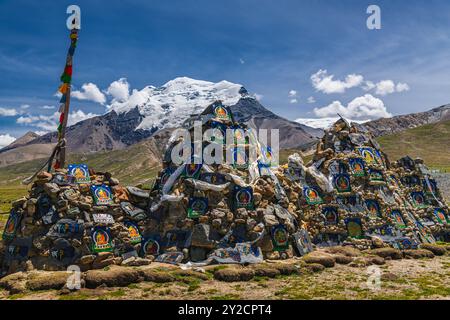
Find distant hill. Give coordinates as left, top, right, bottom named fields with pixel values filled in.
left=377, top=119, right=450, bottom=171
left=364, top=104, right=450, bottom=137
left=1, top=131, right=39, bottom=151
left=0, top=129, right=172, bottom=187
left=0, top=120, right=448, bottom=192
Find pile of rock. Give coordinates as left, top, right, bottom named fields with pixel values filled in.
left=283, top=118, right=449, bottom=250
left=0, top=168, right=156, bottom=276
left=1, top=101, right=448, bottom=277
left=145, top=101, right=306, bottom=262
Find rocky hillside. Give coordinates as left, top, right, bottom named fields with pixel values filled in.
left=1, top=131, right=39, bottom=151
left=363, top=104, right=450, bottom=137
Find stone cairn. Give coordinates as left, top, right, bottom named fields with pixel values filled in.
left=1, top=102, right=448, bottom=277
left=291, top=118, right=449, bottom=250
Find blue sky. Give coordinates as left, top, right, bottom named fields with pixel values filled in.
left=1, top=0, right=450, bottom=142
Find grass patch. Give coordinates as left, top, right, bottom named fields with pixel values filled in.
left=0, top=186, right=28, bottom=213
left=252, top=276, right=269, bottom=283
left=211, top=293, right=241, bottom=300
left=7, top=292, right=29, bottom=300
left=59, top=293, right=91, bottom=300
left=97, top=288, right=127, bottom=299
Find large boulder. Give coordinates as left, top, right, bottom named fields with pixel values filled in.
left=26, top=271, right=71, bottom=291
left=403, top=249, right=434, bottom=259
left=303, top=252, right=336, bottom=268
left=366, top=248, right=403, bottom=260
left=420, top=244, right=446, bottom=256
left=84, top=266, right=142, bottom=288
left=214, top=268, right=255, bottom=282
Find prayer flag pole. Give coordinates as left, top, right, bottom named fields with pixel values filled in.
left=54, top=28, right=79, bottom=170
left=22, top=28, right=79, bottom=185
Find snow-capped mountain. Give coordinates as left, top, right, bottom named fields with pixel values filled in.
left=0, top=77, right=321, bottom=167
left=108, top=77, right=249, bottom=131
left=295, top=117, right=370, bottom=129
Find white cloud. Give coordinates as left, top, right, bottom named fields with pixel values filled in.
left=396, top=82, right=410, bottom=92
left=105, top=78, right=130, bottom=103
left=20, top=104, right=30, bottom=109
left=68, top=110, right=99, bottom=126
left=253, top=93, right=263, bottom=101
left=72, top=83, right=106, bottom=104
left=16, top=110, right=98, bottom=133
left=239, top=58, right=245, bottom=64
left=311, top=69, right=410, bottom=96
left=374, top=80, right=396, bottom=96
left=41, top=105, right=55, bottom=110
left=0, top=134, right=16, bottom=148
left=363, top=80, right=410, bottom=96
left=313, top=94, right=392, bottom=120
left=288, top=90, right=298, bottom=103
left=307, top=96, right=316, bottom=104
left=311, top=69, right=364, bottom=94
left=0, top=107, right=19, bottom=117
left=362, top=81, right=376, bottom=91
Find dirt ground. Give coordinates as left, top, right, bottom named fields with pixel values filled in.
left=1, top=254, right=449, bottom=301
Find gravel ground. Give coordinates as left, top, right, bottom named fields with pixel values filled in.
left=1, top=251, right=449, bottom=300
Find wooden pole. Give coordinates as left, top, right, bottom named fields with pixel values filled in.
left=22, top=28, right=78, bottom=183
left=55, top=28, right=78, bottom=170
left=58, top=84, right=71, bottom=168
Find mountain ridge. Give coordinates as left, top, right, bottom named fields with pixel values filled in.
left=362, top=104, right=450, bottom=137
left=0, top=78, right=320, bottom=167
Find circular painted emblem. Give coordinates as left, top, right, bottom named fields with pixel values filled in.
left=214, top=106, right=229, bottom=120
left=70, top=166, right=88, bottom=180
left=236, top=189, right=251, bottom=205
left=273, top=226, right=288, bottom=246
left=93, top=229, right=110, bottom=247
left=361, top=149, right=375, bottom=163
left=125, top=222, right=141, bottom=244
left=352, top=161, right=363, bottom=172
left=412, top=192, right=425, bottom=205
left=391, top=211, right=405, bottom=225
left=5, top=215, right=18, bottom=234
left=143, top=239, right=160, bottom=255
left=347, top=221, right=362, bottom=237
left=304, top=187, right=319, bottom=200
left=366, top=200, right=380, bottom=218
left=335, top=175, right=350, bottom=190
left=191, top=199, right=207, bottom=212
left=95, top=187, right=111, bottom=202
left=323, top=208, right=338, bottom=224
left=434, top=209, right=446, bottom=222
